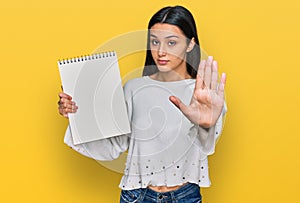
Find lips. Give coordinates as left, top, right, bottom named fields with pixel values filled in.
left=157, top=59, right=169, bottom=65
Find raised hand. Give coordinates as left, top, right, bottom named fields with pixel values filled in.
left=58, top=92, right=78, bottom=118
left=169, top=56, right=226, bottom=128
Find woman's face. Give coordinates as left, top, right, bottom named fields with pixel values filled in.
left=149, top=23, right=191, bottom=74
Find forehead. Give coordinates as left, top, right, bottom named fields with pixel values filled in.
left=150, top=23, right=185, bottom=38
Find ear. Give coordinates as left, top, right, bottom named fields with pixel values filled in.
left=186, top=37, right=196, bottom=53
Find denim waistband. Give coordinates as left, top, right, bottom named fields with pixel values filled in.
left=144, top=183, right=200, bottom=201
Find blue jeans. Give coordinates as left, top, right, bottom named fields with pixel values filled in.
left=120, top=183, right=202, bottom=203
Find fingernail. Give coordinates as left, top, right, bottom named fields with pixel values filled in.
left=208, top=56, right=213, bottom=61
left=221, top=73, right=226, bottom=82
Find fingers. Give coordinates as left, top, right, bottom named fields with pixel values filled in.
left=197, top=60, right=205, bottom=82
left=198, top=56, right=224, bottom=92
left=58, top=107, right=69, bottom=118
left=59, top=98, right=76, bottom=109
left=211, top=60, right=218, bottom=90
left=58, top=92, right=72, bottom=100
left=169, top=96, right=188, bottom=114
left=58, top=92, right=78, bottom=118
left=204, top=56, right=213, bottom=88
left=195, top=60, right=205, bottom=90
left=217, top=73, right=226, bottom=98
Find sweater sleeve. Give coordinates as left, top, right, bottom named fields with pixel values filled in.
left=64, top=126, right=129, bottom=160
left=192, top=102, right=227, bottom=156
left=63, top=82, right=133, bottom=161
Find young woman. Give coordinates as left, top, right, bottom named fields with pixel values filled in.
left=58, top=5, right=227, bottom=203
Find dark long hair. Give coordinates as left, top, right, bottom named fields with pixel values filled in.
left=142, top=6, right=201, bottom=78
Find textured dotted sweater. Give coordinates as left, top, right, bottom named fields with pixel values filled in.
left=64, top=76, right=227, bottom=190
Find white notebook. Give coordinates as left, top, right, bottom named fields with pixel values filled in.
left=58, top=51, right=131, bottom=144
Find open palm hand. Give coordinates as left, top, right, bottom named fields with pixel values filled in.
left=170, top=56, right=226, bottom=128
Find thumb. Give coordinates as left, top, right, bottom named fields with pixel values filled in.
left=169, top=96, right=188, bottom=113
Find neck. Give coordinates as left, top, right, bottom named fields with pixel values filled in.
left=150, top=70, right=191, bottom=82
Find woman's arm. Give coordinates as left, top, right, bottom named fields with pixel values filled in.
left=58, top=78, right=134, bottom=160
left=194, top=102, right=227, bottom=155
left=64, top=125, right=129, bottom=160
left=58, top=87, right=132, bottom=160
left=168, top=56, right=227, bottom=155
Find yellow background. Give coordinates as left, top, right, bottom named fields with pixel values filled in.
left=1, top=0, right=299, bottom=202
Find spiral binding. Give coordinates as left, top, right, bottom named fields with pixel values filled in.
left=58, top=51, right=115, bottom=65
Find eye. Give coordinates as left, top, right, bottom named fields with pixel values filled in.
left=151, top=39, right=160, bottom=46
left=168, top=40, right=176, bottom=46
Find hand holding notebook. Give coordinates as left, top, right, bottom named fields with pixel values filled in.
left=58, top=51, right=131, bottom=144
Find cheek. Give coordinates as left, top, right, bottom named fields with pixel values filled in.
left=168, top=47, right=187, bottom=60
left=150, top=49, right=157, bottom=58
left=168, top=43, right=188, bottom=57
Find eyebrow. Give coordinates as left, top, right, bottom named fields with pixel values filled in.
left=150, top=34, right=179, bottom=39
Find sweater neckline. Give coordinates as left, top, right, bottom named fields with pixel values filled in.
left=143, top=76, right=194, bottom=85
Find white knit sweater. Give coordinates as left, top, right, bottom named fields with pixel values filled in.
left=64, top=76, right=227, bottom=190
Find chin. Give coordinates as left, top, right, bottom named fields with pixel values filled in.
left=156, top=65, right=172, bottom=72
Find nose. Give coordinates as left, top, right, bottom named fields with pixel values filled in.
left=158, top=44, right=167, bottom=57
